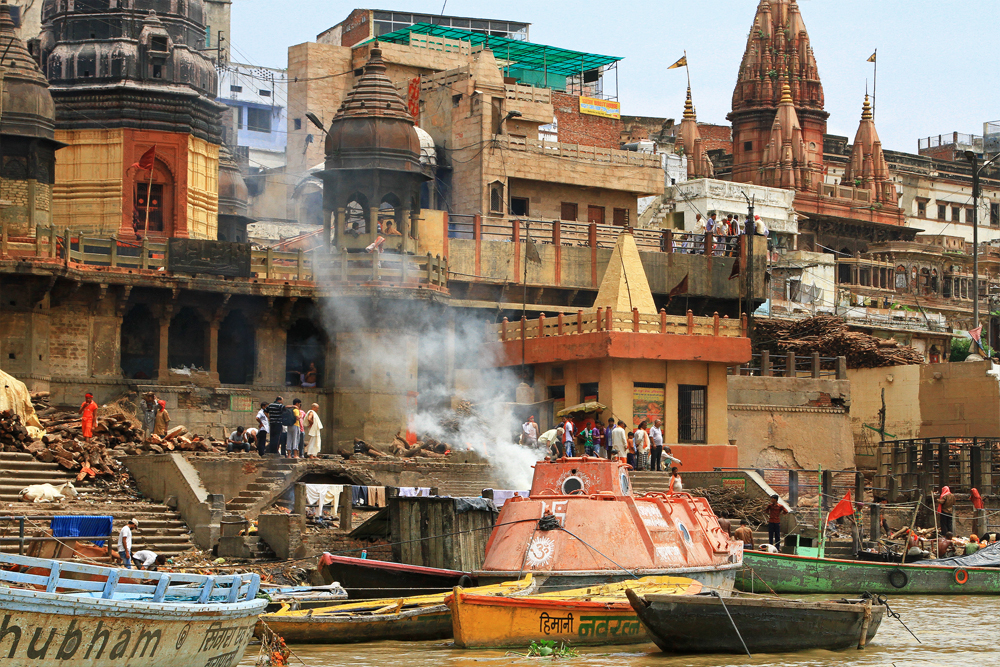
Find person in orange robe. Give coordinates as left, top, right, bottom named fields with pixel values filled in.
left=79, top=393, right=98, bottom=439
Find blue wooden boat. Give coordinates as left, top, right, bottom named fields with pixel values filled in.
left=0, top=552, right=267, bottom=667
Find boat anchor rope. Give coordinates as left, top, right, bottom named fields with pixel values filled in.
left=864, top=592, right=921, bottom=644
left=712, top=591, right=751, bottom=657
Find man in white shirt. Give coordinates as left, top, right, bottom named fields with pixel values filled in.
left=538, top=427, right=564, bottom=458
left=562, top=419, right=575, bottom=457
left=118, top=518, right=137, bottom=569
left=255, top=402, right=269, bottom=456
left=649, top=419, right=664, bottom=471
left=131, top=549, right=166, bottom=570
left=521, top=416, right=538, bottom=447
left=611, top=420, right=628, bottom=461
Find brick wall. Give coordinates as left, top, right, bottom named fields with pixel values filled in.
left=339, top=9, right=372, bottom=47
left=552, top=92, right=621, bottom=150
left=49, top=308, right=90, bottom=377
left=698, top=123, right=733, bottom=154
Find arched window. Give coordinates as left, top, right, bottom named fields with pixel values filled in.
left=344, top=193, right=368, bottom=237
left=168, top=307, right=207, bottom=369
left=133, top=157, right=174, bottom=236
left=218, top=311, right=255, bottom=385
left=895, top=265, right=907, bottom=290
left=919, top=268, right=931, bottom=295
left=286, top=319, right=326, bottom=388
left=379, top=193, right=402, bottom=237
left=931, top=269, right=939, bottom=293
left=489, top=181, right=504, bottom=214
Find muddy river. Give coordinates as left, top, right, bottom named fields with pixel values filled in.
left=240, top=595, right=990, bottom=667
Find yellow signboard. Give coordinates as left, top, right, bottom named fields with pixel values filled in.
left=579, top=96, right=621, bottom=120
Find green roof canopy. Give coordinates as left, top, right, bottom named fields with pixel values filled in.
left=372, top=23, right=621, bottom=78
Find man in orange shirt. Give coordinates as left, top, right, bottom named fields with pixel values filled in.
left=79, top=393, right=98, bottom=439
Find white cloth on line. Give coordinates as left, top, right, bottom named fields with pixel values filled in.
left=489, top=489, right=530, bottom=507
left=397, top=487, right=432, bottom=497
left=304, top=484, right=344, bottom=516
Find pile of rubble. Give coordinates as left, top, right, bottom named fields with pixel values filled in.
left=0, top=392, right=228, bottom=480
left=755, top=316, right=926, bottom=368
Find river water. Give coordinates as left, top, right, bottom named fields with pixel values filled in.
left=239, top=595, right=994, bottom=667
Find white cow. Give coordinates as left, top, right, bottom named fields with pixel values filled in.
left=19, top=482, right=78, bottom=503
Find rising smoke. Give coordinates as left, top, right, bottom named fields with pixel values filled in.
left=315, top=258, right=544, bottom=491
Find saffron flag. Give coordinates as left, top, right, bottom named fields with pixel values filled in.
left=728, top=259, right=741, bottom=281
left=970, top=326, right=983, bottom=342
left=668, top=274, right=689, bottom=298
left=132, top=145, right=156, bottom=171
left=525, top=233, right=542, bottom=265
left=668, top=55, right=687, bottom=70
left=867, top=51, right=877, bottom=63
left=826, top=491, right=854, bottom=523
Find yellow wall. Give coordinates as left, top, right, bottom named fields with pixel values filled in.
left=187, top=136, right=220, bottom=240
left=52, top=128, right=124, bottom=235
left=416, top=209, right=446, bottom=257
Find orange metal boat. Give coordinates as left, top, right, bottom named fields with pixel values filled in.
left=475, top=456, right=742, bottom=592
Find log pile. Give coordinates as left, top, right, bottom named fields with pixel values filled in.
left=755, top=316, right=925, bottom=369
left=0, top=392, right=228, bottom=481
left=689, top=487, right=771, bottom=526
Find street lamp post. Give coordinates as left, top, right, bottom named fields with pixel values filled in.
left=965, top=150, right=1000, bottom=358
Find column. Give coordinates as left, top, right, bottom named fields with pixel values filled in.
left=157, top=316, right=171, bottom=380
left=207, top=317, right=221, bottom=382
left=334, top=207, right=345, bottom=250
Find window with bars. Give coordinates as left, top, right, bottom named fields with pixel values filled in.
left=489, top=181, right=504, bottom=213
left=678, top=385, right=706, bottom=443
left=247, top=107, right=271, bottom=133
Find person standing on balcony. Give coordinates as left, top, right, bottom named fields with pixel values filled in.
left=649, top=419, right=664, bottom=471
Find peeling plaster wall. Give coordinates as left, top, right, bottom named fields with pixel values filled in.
left=728, top=375, right=854, bottom=471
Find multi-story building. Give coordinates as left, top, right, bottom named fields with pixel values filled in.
left=217, top=62, right=288, bottom=171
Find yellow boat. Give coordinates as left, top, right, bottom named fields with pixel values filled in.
left=257, top=576, right=535, bottom=644
left=449, top=576, right=702, bottom=648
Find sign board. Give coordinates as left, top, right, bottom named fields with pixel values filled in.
left=407, top=76, right=421, bottom=120
left=229, top=395, right=254, bottom=412
left=632, top=384, right=665, bottom=429
left=167, top=239, right=252, bottom=278
left=722, top=477, right=747, bottom=491
left=579, top=96, right=620, bottom=119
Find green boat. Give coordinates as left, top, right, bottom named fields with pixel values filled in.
left=737, top=550, right=1000, bottom=595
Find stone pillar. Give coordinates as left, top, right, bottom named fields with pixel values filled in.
left=207, top=317, right=221, bottom=382
left=157, top=316, right=171, bottom=380
left=369, top=207, right=379, bottom=244
left=335, top=207, right=345, bottom=250
left=410, top=209, right=420, bottom=252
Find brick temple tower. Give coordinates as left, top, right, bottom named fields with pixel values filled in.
left=728, top=0, right=827, bottom=191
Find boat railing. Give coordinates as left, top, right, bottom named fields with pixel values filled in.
left=0, top=552, right=261, bottom=604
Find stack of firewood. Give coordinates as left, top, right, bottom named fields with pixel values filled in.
left=755, top=316, right=926, bottom=368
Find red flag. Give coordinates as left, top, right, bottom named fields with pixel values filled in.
left=826, top=490, right=854, bottom=523
left=728, top=259, right=741, bottom=280
left=668, top=274, right=689, bottom=298
left=132, top=146, right=156, bottom=171
left=969, top=326, right=983, bottom=343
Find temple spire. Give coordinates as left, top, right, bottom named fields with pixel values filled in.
left=679, top=87, right=714, bottom=179
left=843, top=94, right=894, bottom=205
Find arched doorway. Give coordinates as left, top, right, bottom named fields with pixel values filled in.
left=218, top=311, right=255, bottom=385
left=168, top=307, right=207, bottom=369
left=120, top=304, right=158, bottom=379
left=285, top=319, right=326, bottom=387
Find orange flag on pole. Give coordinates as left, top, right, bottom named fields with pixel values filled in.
left=132, top=145, right=156, bottom=171
left=826, top=490, right=854, bottom=523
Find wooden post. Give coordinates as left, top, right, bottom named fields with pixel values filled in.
left=63, top=227, right=71, bottom=267
left=788, top=469, right=799, bottom=506
left=786, top=351, right=796, bottom=378
left=426, top=252, right=433, bottom=284
left=664, top=229, right=673, bottom=253
left=887, top=474, right=898, bottom=503
left=520, top=315, right=526, bottom=342
left=821, top=469, right=833, bottom=511
left=339, top=488, right=352, bottom=531
left=811, top=351, right=821, bottom=378
left=855, top=471, right=865, bottom=506
left=971, top=445, right=983, bottom=493
left=761, top=349, right=771, bottom=376
left=870, top=503, right=882, bottom=542
left=836, top=356, right=848, bottom=379
left=632, top=307, right=640, bottom=332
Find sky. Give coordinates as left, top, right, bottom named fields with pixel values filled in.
left=230, top=0, right=999, bottom=153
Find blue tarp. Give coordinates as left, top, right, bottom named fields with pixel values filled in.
left=50, top=516, right=113, bottom=548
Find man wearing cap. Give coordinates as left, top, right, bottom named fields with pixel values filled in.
left=79, top=393, right=98, bottom=439
left=118, top=519, right=138, bottom=569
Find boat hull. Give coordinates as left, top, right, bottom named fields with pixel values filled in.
left=629, top=592, right=884, bottom=654
left=738, top=551, right=1000, bottom=594
left=0, top=588, right=266, bottom=667
left=476, top=565, right=736, bottom=596
left=257, top=604, right=452, bottom=644
left=320, top=554, right=471, bottom=599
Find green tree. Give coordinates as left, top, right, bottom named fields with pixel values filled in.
left=950, top=337, right=971, bottom=361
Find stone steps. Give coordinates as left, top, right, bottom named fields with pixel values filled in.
left=0, top=452, right=79, bottom=502
left=225, top=460, right=307, bottom=519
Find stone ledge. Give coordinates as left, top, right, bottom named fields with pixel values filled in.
left=729, top=403, right=847, bottom=414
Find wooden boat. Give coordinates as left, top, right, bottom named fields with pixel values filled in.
left=449, top=576, right=702, bottom=648
left=476, top=457, right=742, bottom=592
left=0, top=552, right=266, bottom=667
left=262, top=582, right=348, bottom=612
left=627, top=589, right=886, bottom=654
left=258, top=576, right=533, bottom=644
left=317, top=552, right=473, bottom=599
left=738, top=550, right=1000, bottom=595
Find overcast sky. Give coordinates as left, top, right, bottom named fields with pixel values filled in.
left=231, top=0, right=998, bottom=153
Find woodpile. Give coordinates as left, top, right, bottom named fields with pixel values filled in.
left=0, top=392, right=228, bottom=481
left=755, top=315, right=925, bottom=369
left=689, top=487, right=771, bottom=526
left=389, top=433, right=449, bottom=458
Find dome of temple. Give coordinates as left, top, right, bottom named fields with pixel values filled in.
left=324, top=45, right=422, bottom=174
left=39, top=0, right=216, bottom=98
left=0, top=0, right=56, bottom=140
left=218, top=145, right=249, bottom=218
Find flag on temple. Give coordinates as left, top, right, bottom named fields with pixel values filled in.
left=667, top=56, right=687, bottom=70
left=826, top=491, right=854, bottom=523
left=867, top=51, right=877, bottom=63
left=970, top=326, right=983, bottom=342
left=728, top=259, right=741, bottom=281
left=132, top=146, right=156, bottom=171
left=668, top=274, right=689, bottom=297
left=525, top=233, right=542, bottom=265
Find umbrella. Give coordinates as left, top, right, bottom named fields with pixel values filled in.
left=556, top=401, right=608, bottom=418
